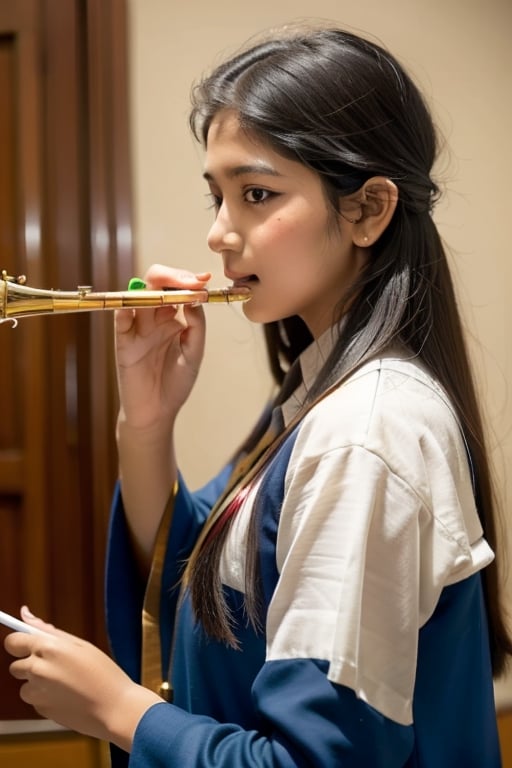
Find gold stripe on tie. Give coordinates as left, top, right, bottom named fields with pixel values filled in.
left=141, top=481, right=178, bottom=700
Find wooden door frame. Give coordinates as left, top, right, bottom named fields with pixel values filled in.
left=85, top=0, right=135, bottom=644
left=0, top=0, right=134, bottom=720
left=36, top=0, right=134, bottom=646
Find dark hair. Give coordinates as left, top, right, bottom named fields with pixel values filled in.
left=187, top=25, right=511, bottom=674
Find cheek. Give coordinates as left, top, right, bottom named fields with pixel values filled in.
left=257, top=216, right=289, bottom=243
left=257, top=214, right=321, bottom=255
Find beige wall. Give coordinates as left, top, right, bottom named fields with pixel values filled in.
left=127, top=0, right=511, bottom=705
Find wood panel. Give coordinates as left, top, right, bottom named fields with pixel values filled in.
left=0, top=0, right=49, bottom=720
left=0, top=0, right=134, bottom=724
left=85, top=0, right=134, bottom=643
left=499, top=710, right=512, bottom=768
left=0, top=731, right=110, bottom=768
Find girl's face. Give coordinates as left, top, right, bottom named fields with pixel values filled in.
left=204, top=111, right=368, bottom=338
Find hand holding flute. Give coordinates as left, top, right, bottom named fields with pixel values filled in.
left=115, top=265, right=215, bottom=567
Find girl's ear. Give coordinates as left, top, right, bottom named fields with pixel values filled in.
left=342, top=177, right=399, bottom=248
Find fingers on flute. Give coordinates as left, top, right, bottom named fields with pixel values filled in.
left=143, top=264, right=211, bottom=289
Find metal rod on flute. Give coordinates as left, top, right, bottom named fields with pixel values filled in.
left=0, top=270, right=251, bottom=326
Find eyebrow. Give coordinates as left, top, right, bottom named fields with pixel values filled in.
left=203, top=164, right=283, bottom=182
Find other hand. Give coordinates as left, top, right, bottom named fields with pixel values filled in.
left=4, top=607, right=162, bottom=751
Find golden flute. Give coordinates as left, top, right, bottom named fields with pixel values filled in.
left=0, top=271, right=251, bottom=326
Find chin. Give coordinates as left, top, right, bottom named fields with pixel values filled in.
left=241, top=303, right=264, bottom=323
left=242, top=303, right=285, bottom=326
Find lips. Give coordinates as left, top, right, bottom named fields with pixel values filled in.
left=225, top=272, right=258, bottom=287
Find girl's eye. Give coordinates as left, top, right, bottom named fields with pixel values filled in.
left=245, top=188, right=273, bottom=204
left=205, top=187, right=275, bottom=212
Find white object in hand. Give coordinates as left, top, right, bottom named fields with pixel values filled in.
left=0, top=610, right=48, bottom=635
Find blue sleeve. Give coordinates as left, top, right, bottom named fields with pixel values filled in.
left=124, top=575, right=498, bottom=767
left=105, top=465, right=234, bottom=680
left=129, top=659, right=413, bottom=767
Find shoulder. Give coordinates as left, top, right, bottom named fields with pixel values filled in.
left=283, top=351, right=489, bottom=569
left=292, top=352, right=469, bottom=498
left=303, top=352, right=458, bottom=441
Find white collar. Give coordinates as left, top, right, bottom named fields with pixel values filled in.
left=281, top=326, right=337, bottom=427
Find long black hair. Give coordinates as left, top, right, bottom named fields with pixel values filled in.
left=187, top=25, right=511, bottom=674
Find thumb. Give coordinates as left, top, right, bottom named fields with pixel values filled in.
left=20, top=605, right=57, bottom=635
left=20, top=606, right=85, bottom=644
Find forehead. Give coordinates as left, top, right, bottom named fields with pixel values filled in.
left=205, top=110, right=268, bottom=159
left=206, top=108, right=255, bottom=141
left=204, top=110, right=299, bottom=182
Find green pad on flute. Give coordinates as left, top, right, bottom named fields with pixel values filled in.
left=128, top=277, right=146, bottom=290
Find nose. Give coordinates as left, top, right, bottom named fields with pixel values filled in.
left=207, top=204, right=243, bottom=254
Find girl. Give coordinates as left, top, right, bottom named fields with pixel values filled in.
left=6, top=24, right=511, bottom=767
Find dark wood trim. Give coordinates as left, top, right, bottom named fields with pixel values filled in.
left=86, top=0, right=134, bottom=647
left=0, top=0, right=134, bottom=721
left=498, top=709, right=512, bottom=767
left=7, top=0, right=50, bottom=615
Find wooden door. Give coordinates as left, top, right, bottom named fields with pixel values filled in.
left=0, top=0, right=133, bottom=721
